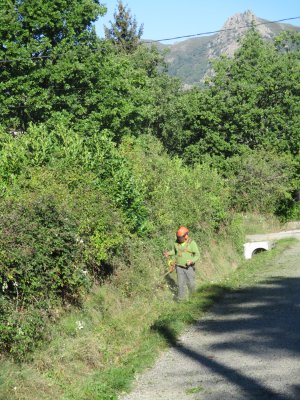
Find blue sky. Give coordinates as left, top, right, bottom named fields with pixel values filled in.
left=95, top=0, right=300, bottom=43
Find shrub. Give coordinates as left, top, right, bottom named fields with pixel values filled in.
left=0, top=123, right=148, bottom=233
left=120, top=134, right=230, bottom=240
left=0, top=189, right=87, bottom=305
left=0, top=299, right=47, bottom=361
left=226, top=150, right=294, bottom=214
left=0, top=166, right=131, bottom=358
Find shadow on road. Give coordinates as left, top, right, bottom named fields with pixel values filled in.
left=152, top=276, right=300, bottom=399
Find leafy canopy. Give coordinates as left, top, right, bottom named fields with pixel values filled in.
left=0, top=0, right=106, bottom=130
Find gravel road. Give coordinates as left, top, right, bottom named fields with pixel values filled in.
left=120, top=242, right=300, bottom=400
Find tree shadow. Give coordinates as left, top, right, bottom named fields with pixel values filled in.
left=291, top=385, right=300, bottom=399
left=199, top=277, right=300, bottom=358
left=151, top=275, right=300, bottom=399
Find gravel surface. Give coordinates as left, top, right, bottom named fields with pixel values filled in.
left=120, top=242, right=300, bottom=400
left=246, top=231, right=300, bottom=242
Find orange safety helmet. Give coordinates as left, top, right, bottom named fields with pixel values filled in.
left=176, top=226, right=189, bottom=237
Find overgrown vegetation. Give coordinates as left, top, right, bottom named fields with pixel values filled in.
left=0, top=0, right=299, bottom=398
left=0, top=237, right=296, bottom=399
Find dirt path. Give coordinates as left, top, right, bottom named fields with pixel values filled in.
left=120, top=242, right=300, bottom=400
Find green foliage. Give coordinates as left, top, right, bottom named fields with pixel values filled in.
left=104, top=0, right=144, bottom=53
left=0, top=1, right=298, bottom=365
left=275, top=196, right=300, bottom=220
left=0, top=183, right=87, bottom=305
left=0, top=0, right=181, bottom=146
left=0, top=0, right=106, bottom=130
left=0, top=122, right=148, bottom=232
left=157, top=29, right=300, bottom=163
left=0, top=127, right=241, bottom=360
left=0, top=165, right=131, bottom=358
left=224, top=214, right=245, bottom=254
left=0, top=300, right=47, bottom=361
left=185, top=386, right=204, bottom=394
left=0, top=180, right=88, bottom=359
left=226, top=149, right=294, bottom=214
left=151, top=29, right=299, bottom=217
left=120, top=135, right=230, bottom=240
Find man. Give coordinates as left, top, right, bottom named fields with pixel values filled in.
left=163, top=226, right=200, bottom=301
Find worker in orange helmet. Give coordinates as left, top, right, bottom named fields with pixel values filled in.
left=163, top=226, right=200, bottom=301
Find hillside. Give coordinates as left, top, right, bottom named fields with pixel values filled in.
left=1, top=2, right=299, bottom=398
left=158, top=10, right=300, bottom=86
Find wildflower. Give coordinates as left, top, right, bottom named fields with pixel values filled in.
left=76, top=320, right=84, bottom=330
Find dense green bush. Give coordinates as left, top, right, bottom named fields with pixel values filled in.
left=0, top=299, right=47, bottom=361
left=0, top=123, right=148, bottom=232
left=120, top=135, right=230, bottom=240
left=0, top=166, right=130, bottom=358
left=225, top=150, right=295, bottom=214
left=0, top=185, right=87, bottom=305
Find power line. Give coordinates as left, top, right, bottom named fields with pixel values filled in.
left=0, top=15, right=299, bottom=64
left=144, top=16, right=300, bottom=43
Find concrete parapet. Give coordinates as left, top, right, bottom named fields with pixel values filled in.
left=243, top=229, right=300, bottom=259
left=243, top=241, right=272, bottom=260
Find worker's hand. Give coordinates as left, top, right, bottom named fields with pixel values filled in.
left=163, top=250, right=170, bottom=257
left=168, top=261, right=176, bottom=273
left=186, top=260, right=194, bottom=266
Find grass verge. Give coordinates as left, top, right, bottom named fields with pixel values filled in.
left=0, top=238, right=297, bottom=400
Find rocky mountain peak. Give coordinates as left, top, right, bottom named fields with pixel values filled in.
left=208, top=10, right=273, bottom=58
left=223, top=10, right=257, bottom=30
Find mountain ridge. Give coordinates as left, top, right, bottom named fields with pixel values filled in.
left=152, top=10, right=300, bottom=86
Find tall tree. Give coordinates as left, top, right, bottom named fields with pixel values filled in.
left=163, top=29, right=300, bottom=164
left=104, top=0, right=143, bottom=53
left=0, top=0, right=106, bottom=131
left=207, top=29, right=300, bottom=156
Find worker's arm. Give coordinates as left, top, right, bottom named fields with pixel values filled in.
left=163, top=244, right=176, bottom=258
left=186, top=241, right=200, bottom=265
